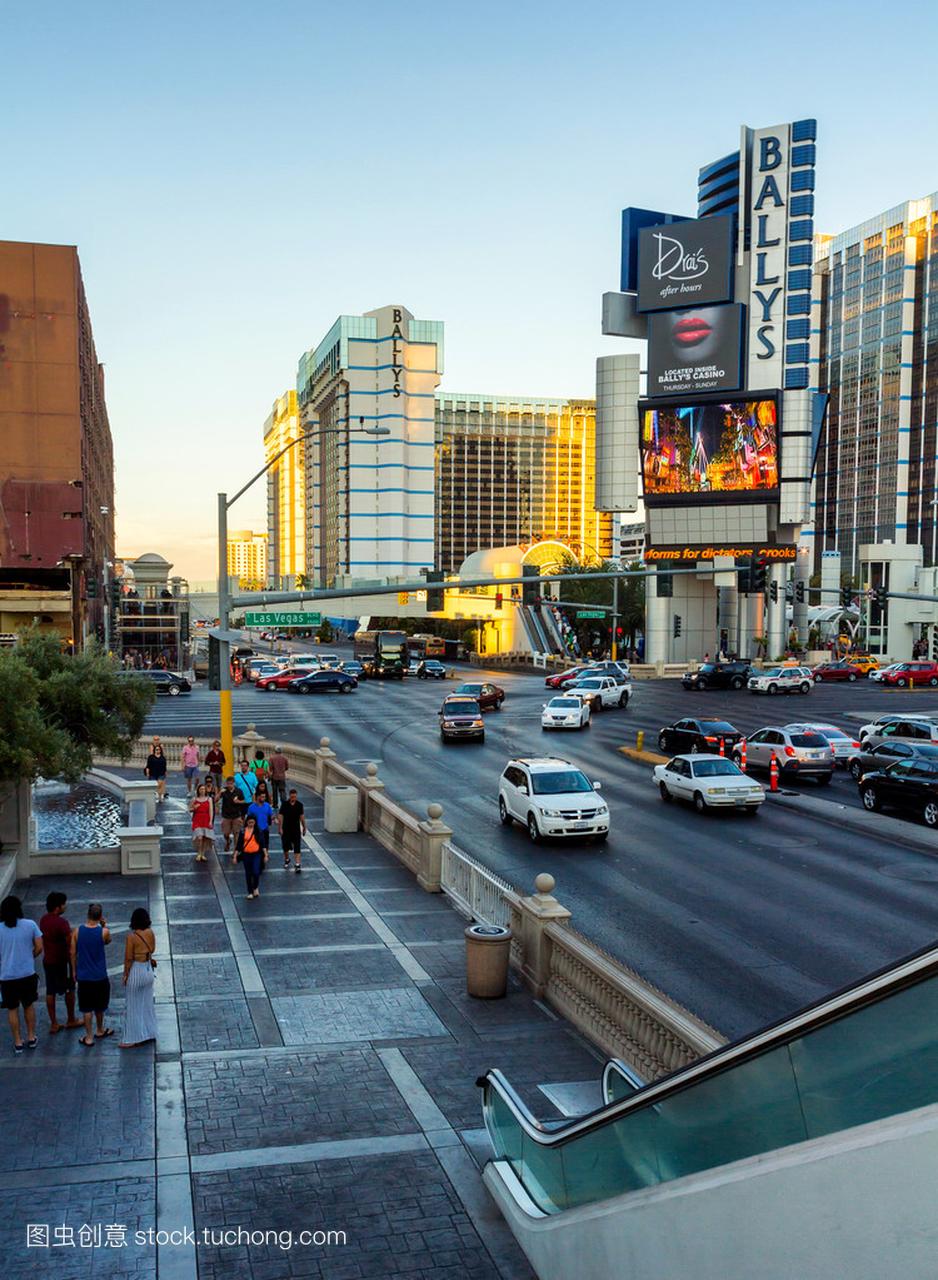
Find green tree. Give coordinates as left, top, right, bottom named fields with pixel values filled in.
left=295, top=573, right=311, bottom=590
left=551, top=558, right=645, bottom=651
left=0, top=634, right=155, bottom=784
left=317, top=618, right=334, bottom=643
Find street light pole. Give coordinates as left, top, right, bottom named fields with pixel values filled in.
left=611, top=575, right=619, bottom=662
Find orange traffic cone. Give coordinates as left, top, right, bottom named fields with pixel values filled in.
left=718, top=738, right=725, bottom=757
left=769, top=751, right=779, bottom=792
left=739, top=739, right=747, bottom=772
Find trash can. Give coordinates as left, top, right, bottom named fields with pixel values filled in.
left=324, top=785, right=359, bottom=833
left=465, top=923, right=512, bottom=999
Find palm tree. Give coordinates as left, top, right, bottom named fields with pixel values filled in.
left=295, top=573, right=311, bottom=590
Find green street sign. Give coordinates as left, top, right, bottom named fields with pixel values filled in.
left=244, top=611, right=322, bottom=628
left=576, top=609, right=606, bottom=620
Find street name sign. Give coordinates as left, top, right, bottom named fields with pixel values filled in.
left=244, top=611, right=322, bottom=628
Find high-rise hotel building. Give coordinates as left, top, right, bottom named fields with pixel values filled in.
left=813, top=193, right=938, bottom=575
left=434, top=393, right=613, bottom=573
left=297, top=305, right=443, bottom=587
left=264, top=390, right=306, bottom=589
left=226, top=529, right=268, bottom=589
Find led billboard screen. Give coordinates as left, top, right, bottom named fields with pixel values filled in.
left=641, top=396, right=779, bottom=504
left=646, top=303, right=744, bottom=397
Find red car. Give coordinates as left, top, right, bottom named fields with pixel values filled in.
left=879, top=661, right=938, bottom=688
left=545, top=665, right=592, bottom=689
left=255, top=667, right=315, bottom=691
left=811, top=661, right=863, bottom=683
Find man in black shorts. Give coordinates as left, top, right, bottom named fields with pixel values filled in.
left=39, top=891, right=82, bottom=1033
left=277, top=789, right=306, bottom=873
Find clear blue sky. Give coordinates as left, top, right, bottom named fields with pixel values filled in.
left=6, top=0, right=937, bottom=581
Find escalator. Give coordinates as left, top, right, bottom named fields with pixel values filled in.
left=537, top=604, right=566, bottom=656
left=517, top=604, right=549, bottom=655
left=479, top=943, right=938, bottom=1280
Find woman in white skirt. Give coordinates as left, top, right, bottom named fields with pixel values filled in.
left=119, top=908, right=158, bottom=1049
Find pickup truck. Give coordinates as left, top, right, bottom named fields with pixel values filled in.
left=567, top=675, right=630, bottom=711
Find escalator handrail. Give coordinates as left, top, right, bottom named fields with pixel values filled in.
left=481, top=939, right=938, bottom=1149
left=601, top=1057, right=646, bottom=1101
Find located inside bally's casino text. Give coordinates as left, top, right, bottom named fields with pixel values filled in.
left=640, top=395, right=779, bottom=503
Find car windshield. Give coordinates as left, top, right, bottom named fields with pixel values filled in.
left=531, top=770, right=593, bottom=795
left=698, top=664, right=717, bottom=672
left=691, top=760, right=743, bottom=778
left=548, top=699, right=580, bottom=710
left=576, top=680, right=602, bottom=689
left=790, top=733, right=828, bottom=747
left=700, top=721, right=736, bottom=733
left=763, top=668, right=783, bottom=677
left=425, top=661, right=443, bottom=668
left=443, top=702, right=480, bottom=716
left=456, top=685, right=482, bottom=695
left=816, top=728, right=850, bottom=741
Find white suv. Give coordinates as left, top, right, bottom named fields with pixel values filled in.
left=568, top=675, right=630, bottom=710
left=498, top=758, right=609, bottom=842
left=747, top=666, right=812, bottom=695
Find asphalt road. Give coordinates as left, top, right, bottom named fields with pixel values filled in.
left=146, top=656, right=938, bottom=1038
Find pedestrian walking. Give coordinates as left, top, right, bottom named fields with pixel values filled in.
left=119, top=908, right=158, bottom=1049
left=205, top=740, right=226, bottom=793
left=218, top=776, right=246, bottom=851
left=234, top=760, right=258, bottom=805
left=247, top=785, right=275, bottom=853
left=39, top=892, right=81, bottom=1034
left=203, top=773, right=218, bottom=806
left=144, top=744, right=168, bottom=802
left=250, top=748, right=270, bottom=789
left=189, top=783, right=215, bottom=862
left=71, top=904, right=112, bottom=1047
left=0, top=895, right=42, bottom=1054
left=181, top=736, right=201, bottom=796
left=269, top=746, right=290, bottom=807
left=233, top=816, right=267, bottom=899
left=278, top=789, right=306, bottom=872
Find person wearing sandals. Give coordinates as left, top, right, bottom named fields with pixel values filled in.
left=119, top=909, right=158, bottom=1049
left=144, top=744, right=168, bottom=802
left=0, top=895, right=42, bottom=1054
left=71, top=904, right=112, bottom=1047
left=233, top=816, right=267, bottom=899
left=189, top=783, right=215, bottom=862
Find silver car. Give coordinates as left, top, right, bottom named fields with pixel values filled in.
left=861, top=717, right=938, bottom=753
left=733, top=726, right=834, bottom=783
left=784, top=722, right=861, bottom=767
left=847, top=740, right=938, bottom=781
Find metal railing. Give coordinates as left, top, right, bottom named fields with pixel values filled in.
left=441, top=840, right=515, bottom=928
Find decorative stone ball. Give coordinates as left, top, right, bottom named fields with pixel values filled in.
left=320, top=737, right=330, bottom=748
left=427, top=802, right=443, bottom=821
left=535, top=873, right=556, bottom=896
left=366, top=763, right=378, bottom=778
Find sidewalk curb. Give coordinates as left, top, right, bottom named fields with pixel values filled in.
left=619, top=745, right=669, bottom=766
left=764, top=789, right=938, bottom=856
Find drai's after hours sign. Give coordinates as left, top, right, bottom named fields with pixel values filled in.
left=637, top=214, right=735, bottom=312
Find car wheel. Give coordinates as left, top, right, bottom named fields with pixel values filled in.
left=924, top=801, right=938, bottom=828
left=816, top=773, right=833, bottom=786
left=659, top=782, right=672, bottom=803
left=730, top=677, right=744, bottom=690
left=743, top=807, right=759, bottom=817
left=697, top=677, right=709, bottom=690
left=584, top=717, right=591, bottom=729
left=800, top=683, right=811, bottom=694
left=768, top=684, right=778, bottom=695
left=897, top=678, right=908, bottom=687
left=657, top=733, right=668, bottom=752
left=930, top=678, right=938, bottom=688
left=618, top=692, right=628, bottom=708
left=339, top=684, right=352, bottom=694
left=693, top=791, right=708, bottom=814
left=498, top=796, right=512, bottom=826
left=848, top=673, right=857, bottom=682
left=527, top=812, right=541, bottom=842
left=302, top=686, right=313, bottom=695
left=814, top=675, right=822, bottom=684
left=594, top=831, right=609, bottom=843
left=168, top=685, right=180, bottom=696
left=496, top=698, right=504, bottom=710
left=861, top=787, right=879, bottom=812
left=849, top=759, right=863, bottom=780
left=440, top=731, right=448, bottom=743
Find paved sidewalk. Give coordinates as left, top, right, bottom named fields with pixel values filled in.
left=2, top=774, right=604, bottom=1279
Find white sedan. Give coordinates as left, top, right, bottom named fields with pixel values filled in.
left=653, top=754, right=765, bottom=814
left=541, top=696, right=591, bottom=730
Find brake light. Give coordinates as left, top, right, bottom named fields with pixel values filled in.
left=851, top=741, right=860, bottom=749
left=784, top=746, right=796, bottom=757
left=705, top=736, right=718, bottom=743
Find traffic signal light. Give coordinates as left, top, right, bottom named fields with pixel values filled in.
left=841, top=586, right=852, bottom=608
left=494, top=592, right=503, bottom=611
left=751, top=556, right=768, bottom=594
left=425, top=570, right=444, bottom=612
left=795, top=582, right=805, bottom=604
left=208, top=635, right=221, bottom=691
left=769, top=580, right=779, bottom=603
left=111, top=578, right=122, bottom=608
left=875, top=585, right=888, bottom=609
left=522, top=564, right=541, bottom=605
left=737, top=557, right=752, bottom=594
left=657, top=568, right=673, bottom=599
left=86, top=578, right=98, bottom=599
left=673, top=614, right=682, bottom=639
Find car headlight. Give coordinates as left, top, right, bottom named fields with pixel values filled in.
left=473, top=720, right=483, bottom=728
left=542, top=809, right=563, bottom=818
left=706, top=787, right=725, bottom=795
left=596, top=806, right=608, bottom=816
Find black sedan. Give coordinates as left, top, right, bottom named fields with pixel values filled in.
left=417, top=660, right=447, bottom=679
left=858, top=757, right=938, bottom=828
left=658, top=718, right=743, bottom=756
left=287, top=670, right=357, bottom=695
left=119, top=669, right=191, bottom=696
left=848, top=740, right=938, bottom=781
left=682, top=661, right=751, bottom=692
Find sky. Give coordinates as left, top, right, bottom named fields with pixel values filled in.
left=5, top=0, right=938, bottom=582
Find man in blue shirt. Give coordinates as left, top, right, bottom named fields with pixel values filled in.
left=234, top=761, right=258, bottom=804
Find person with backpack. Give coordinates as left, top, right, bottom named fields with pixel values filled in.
left=233, top=816, right=267, bottom=899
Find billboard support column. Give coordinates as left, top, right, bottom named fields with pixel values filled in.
left=767, top=565, right=787, bottom=658
left=644, top=572, right=670, bottom=665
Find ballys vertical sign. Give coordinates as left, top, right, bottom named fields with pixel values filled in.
left=746, top=125, right=791, bottom=390
left=391, top=307, right=404, bottom=398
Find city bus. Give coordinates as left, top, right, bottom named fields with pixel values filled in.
left=409, top=633, right=446, bottom=660
left=352, top=629, right=408, bottom=678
